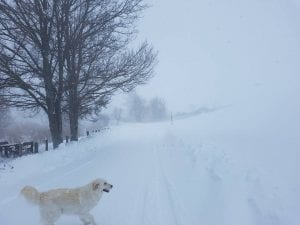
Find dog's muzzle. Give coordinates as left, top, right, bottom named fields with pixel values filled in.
left=104, top=184, right=113, bottom=193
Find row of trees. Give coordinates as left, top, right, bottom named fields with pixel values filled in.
left=126, top=93, right=168, bottom=122
left=0, top=0, right=156, bottom=148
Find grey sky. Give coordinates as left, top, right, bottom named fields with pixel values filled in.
left=14, top=0, right=300, bottom=124
left=131, top=0, right=300, bottom=111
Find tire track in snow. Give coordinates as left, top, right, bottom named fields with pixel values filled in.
left=129, top=183, right=149, bottom=225
left=153, top=147, right=184, bottom=225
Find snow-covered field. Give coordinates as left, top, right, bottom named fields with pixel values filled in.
left=0, top=96, right=299, bottom=225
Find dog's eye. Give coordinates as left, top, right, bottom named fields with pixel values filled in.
left=104, top=182, right=107, bottom=185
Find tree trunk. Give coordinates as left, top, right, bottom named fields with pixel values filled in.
left=48, top=106, right=63, bottom=149
left=43, top=62, right=63, bottom=148
left=46, top=94, right=63, bottom=149
left=69, top=110, right=79, bottom=141
left=44, top=68, right=63, bottom=148
left=66, top=44, right=80, bottom=141
left=69, top=87, right=79, bottom=141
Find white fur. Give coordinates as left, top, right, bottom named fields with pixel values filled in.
left=21, top=178, right=113, bottom=225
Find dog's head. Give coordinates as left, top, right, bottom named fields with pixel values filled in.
left=92, top=178, right=113, bottom=193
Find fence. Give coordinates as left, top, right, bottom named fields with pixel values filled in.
left=0, top=127, right=109, bottom=157
left=43, top=127, right=110, bottom=151
left=86, top=127, right=110, bottom=137
left=0, top=141, right=38, bottom=158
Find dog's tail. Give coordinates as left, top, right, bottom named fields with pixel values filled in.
left=20, top=186, right=40, bottom=205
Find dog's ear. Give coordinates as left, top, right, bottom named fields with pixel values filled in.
left=92, top=182, right=100, bottom=191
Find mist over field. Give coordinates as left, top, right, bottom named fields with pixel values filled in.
left=136, top=0, right=299, bottom=108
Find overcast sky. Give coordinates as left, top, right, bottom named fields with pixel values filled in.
left=15, top=0, right=300, bottom=124
left=127, top=0, right=300, bottom=112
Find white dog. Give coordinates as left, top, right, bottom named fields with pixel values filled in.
left=21, top=178, right=113, bottom=225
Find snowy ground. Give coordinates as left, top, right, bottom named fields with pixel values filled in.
left=0, top=101, right=299, bottom=225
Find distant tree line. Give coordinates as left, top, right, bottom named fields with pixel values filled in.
left=113, top=92, right=168, bottom=123
left=0, top=93, right=168, bottom=143
left=79, top=92, right=169, bottom=131
left=0, top=0, right=156, bottom=148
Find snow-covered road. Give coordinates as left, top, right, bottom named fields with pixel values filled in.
left=0, top=109, right=299, bottom=225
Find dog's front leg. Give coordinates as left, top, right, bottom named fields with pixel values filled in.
left=79, top=213, right=97, bottom=225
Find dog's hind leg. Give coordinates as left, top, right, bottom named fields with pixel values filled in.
left=79, top=213, right=97, bottom=225
left=40, top=207, right=61, bottom=225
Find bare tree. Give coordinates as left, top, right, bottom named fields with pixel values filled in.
left=148, top=97, right=167, bottom=121
left=127, top=92, right=147, bottom=122
left=0, top=0, right=68, bottom=148
left=0, top=0, right=156, bottom=145
left=125, top=94, right=168, bottom=122
left=113, top=107, right=123, bottom=125
left=63, top=0, right=157, bottom=141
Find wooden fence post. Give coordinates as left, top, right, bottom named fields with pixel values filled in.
left=34, top=142, right=39, bottom=153
left=66, top=136, right=69, bottom=143
left=45, top=139, right=48, bottom=151
left=16, top=144, right=22, bottom=157
left=30, top=141, right=34, bottom=153
left=86, top=131, right=89, bottom=136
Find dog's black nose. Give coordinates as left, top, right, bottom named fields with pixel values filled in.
left=110, top=184, right=113, bottom=188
